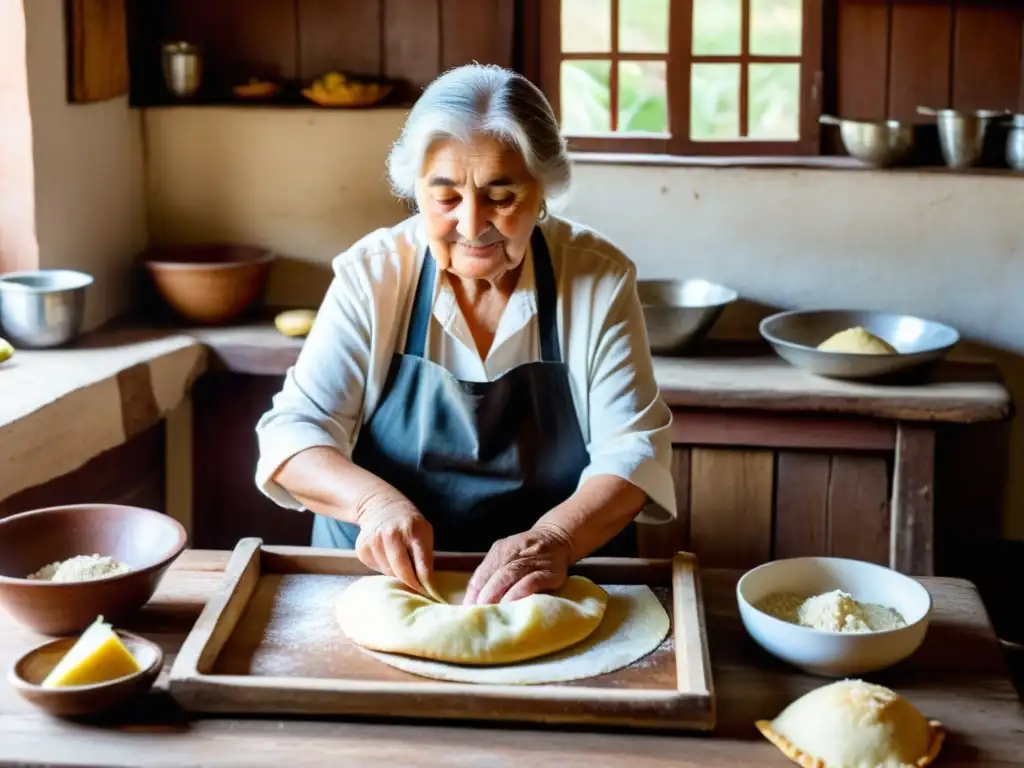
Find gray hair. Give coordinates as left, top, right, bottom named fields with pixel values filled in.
left=386, top=64, right=572, bottom=209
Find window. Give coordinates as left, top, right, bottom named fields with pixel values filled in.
left=532, top=0, right=823, bottom=156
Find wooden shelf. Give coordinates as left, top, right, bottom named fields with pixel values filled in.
left=129, top=90, right=415, bottom=111
left=125, top=0, right=515, bottom=112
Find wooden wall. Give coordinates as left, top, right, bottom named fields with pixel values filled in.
left=836, top=0, right=1024, bottom=119
left=636, top=446, right=894, bottom=568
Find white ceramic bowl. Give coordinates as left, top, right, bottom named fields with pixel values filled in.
left=736, top=557, right=932, bottom=677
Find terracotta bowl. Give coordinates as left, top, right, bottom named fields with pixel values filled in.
left=8, top=630, right=163, bottom=717
left=141, top=244, right=275, bottom=325
left=0, top=504, right=188, bottom=635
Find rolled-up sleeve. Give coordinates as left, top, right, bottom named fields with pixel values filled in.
left=254, top=257, right=374, bottom=509
left=577, top=265, right=676, bottom=524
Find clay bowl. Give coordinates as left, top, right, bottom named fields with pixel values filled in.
left=0, top=504, right=188, bottom=635
left=141, top=244, right=275, bottom=325
left=9, top=630, right=163, bottom=717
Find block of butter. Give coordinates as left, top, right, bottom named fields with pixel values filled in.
left=42, top=615, right=141, bottom=687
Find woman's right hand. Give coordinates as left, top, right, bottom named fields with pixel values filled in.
left=354, top=493, right=437, bottom=598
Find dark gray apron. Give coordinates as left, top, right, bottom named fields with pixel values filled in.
left=312, top=227, right=636, bottom=557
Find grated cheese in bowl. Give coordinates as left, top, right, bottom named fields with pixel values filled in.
left=26, top=554, right=132, bottom=583
left=755, top=589, right=907, bottom=633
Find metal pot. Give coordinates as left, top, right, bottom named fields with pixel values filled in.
left=1007, top=114, right=1024, bottom=171
left=162, top=41, right=202, bottom=98
left=917, top=107, right=1009, bottom=170
left=819, top=115, right=914, bottom=167
left=0, top=269, right=93, bottom=348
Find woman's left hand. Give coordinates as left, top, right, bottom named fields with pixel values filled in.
left=463, top=524, right=574, bottom=605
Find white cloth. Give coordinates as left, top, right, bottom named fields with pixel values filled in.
left=254, top=213, right=677, bottom=523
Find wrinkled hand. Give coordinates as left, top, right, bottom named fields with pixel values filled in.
left=463, top=524, right=573, bottom=605
left=355, top=493, right=436, bottom=598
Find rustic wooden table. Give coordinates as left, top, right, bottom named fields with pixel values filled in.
left=1, top=550, right=1021, bottom=767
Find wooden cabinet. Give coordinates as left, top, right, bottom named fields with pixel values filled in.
left=125, top=0, right=515, bottom=107
left=191, top=373, right=311, bottom=550
left=184, top=371, right=996, bottom=577
left=635, top=411, right=928, bottom=572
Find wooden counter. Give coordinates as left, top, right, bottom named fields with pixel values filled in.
left=185, top=322, right=1013, bottom=577
left=0, top=319, right=1015, bottom=579
left=1, top=549, right=1021, bottom=766
left=189, top=322, right=1011, bottom=422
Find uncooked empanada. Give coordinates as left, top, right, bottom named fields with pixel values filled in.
left=756, top=679, right=944, bottom=768
left=335, top=572, right=608, bottom=665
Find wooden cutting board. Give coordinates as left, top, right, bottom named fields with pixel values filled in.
left=168, top=538, right=716, bottom=731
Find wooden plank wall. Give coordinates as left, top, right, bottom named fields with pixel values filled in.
left=837, top=0, right=1024, bottom=121
left=128, top=0, right=516, bottom=102
left=635, top=446, right=894, bottom=570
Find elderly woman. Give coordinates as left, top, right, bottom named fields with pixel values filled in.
left=255, top=64, right=675, bottom=606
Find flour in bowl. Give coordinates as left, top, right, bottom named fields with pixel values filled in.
left=755, top=589, right=907, bottom=633
left=27, top=554, right=132, bottom=582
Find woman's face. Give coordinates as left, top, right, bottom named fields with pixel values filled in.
left=416, top=134, right=543, bottom=283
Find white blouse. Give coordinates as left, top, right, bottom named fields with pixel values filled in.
left=254, top=213, right=677, bottom=524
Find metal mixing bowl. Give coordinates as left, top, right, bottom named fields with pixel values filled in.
left=637, top=279, right=738, bottom=355
left=0, top=269, right=93, bottom=349
left=819, top=115, right=914, bottom=167
left=759, top=309, right=959, bottom=380
left=917, top=107, right=1009, bottom=170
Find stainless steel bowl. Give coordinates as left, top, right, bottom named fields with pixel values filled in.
left=759, top=309, right=959, bottom=380
left=0, top=269, right=93, bottom=349
left=917, top=107, right=1009, bottom=170
left=1007, top=113, right=1024, bottom=171
left=819, top=115, right=914, bottom=167
left=637, top=279, right=738, bottom=355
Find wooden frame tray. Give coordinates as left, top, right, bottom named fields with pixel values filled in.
left=168, top=538, right=715, bottom=731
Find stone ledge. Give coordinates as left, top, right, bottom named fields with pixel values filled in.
left=0, top=330, right=207, bottom=502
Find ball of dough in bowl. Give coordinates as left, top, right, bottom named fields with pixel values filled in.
left=335, top=572, right=608, bottom=665
left=817, top=326, right=898, bottom=355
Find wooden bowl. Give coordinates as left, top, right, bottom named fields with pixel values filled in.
left=8, top=630, right=163, bottom=717
left=141, top=244, right=275, bottom=325
left=0, top=504, right=188, bottom=635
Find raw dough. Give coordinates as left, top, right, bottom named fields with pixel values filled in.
left=335, top=572, right=609, bottom=665
left=756, top=679, right=945, bottom=768
left=817, top=326, right=898, bottom=355
left=358, top=583, right=670, bottom=685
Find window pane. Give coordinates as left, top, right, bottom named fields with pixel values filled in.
left=691, top=63, right=740, bottom=139
left=619, top=0, right=669, bottom=53
left=618, top=61, right=667, bottom=132
left=749, top=63, right=800, bottom=139
left=750, top=0, right=802, bottom=56
left=693, top=0, right=741, bottom=56
left=562, top=0, right=611, bottom=53
left=561, top=60, right=611, bottom=133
